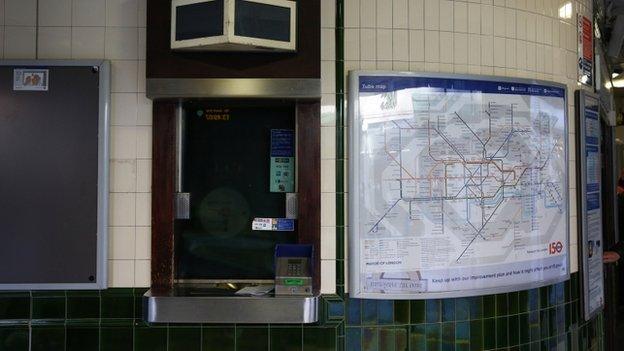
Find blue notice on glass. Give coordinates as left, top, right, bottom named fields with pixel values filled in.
left=270, top=129, right=295, bottom=192
left=271, top=129, right=295, bottom=157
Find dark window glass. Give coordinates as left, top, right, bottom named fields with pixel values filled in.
left=175, top=0, right=224, bottom=41
left=176, top=103, right=297, bottom=280
left=234, top=0, right=291, bottom=42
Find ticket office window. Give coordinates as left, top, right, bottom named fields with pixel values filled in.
left=175, top=102, right=299, bottom=282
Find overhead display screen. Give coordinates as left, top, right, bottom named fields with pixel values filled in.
left=175, top=0, right=224, bottom=41
left=349, top=72, right=569, bottom=299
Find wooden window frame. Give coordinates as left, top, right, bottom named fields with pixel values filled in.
left=150, top=100, right=321, bottom=291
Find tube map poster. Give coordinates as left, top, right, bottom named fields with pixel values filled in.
left=349, top=72, right=569, bottom=299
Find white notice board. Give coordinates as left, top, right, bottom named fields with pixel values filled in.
left=576, top=90, right=604, bottom=320
left=348, top=72, right=569, bottom=299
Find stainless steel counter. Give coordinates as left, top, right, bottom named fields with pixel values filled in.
left=143, top=285, right=319, bottom=324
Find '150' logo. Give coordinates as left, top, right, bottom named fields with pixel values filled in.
left=549, top=241, right=563, bottom=254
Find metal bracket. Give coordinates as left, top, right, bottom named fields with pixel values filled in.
left=175, top=192, right=190, bottom=219
left=286, top=193, right=298, bottom=219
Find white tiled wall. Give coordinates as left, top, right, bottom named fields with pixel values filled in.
left=0, top=0, right=150, bottom=287
left=1, top=0, right=590, bottom=292
left=320, top=0, right=337, bottom=294
left=320, top=0, right=593, bottom=294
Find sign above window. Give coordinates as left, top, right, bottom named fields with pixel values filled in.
left=171, top=0, right=297, bottom=52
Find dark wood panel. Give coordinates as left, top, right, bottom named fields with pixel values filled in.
left=296, top=102, right=321, bottom=290
left=146, top=0, right=320, bottom=79
left=151, top=101, right=177, bottom=289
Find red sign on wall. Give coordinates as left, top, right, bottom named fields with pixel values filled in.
left=578, top=15, right=593, bottom=86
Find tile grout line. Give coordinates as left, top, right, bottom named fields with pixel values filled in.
left=64, top=290, right=68, bottom=328
left=64, top=300, right=67, bottom=351
left=1, top=0, right=4, bottom=59
left=335, top=0, right=345, bottom=298
left=133, top=0, right=142, bottom=288
left=35, top=0, right=38, bottom=59
left=199, top=322, right=203, bottom=351
left=28, top=291, right=32, bottom=351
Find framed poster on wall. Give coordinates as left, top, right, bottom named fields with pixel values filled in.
left=348, top=71, right=570, bottom=299
left=576, top=90, right=604, bottom=320
left=0, top=60, right=110, bottom=290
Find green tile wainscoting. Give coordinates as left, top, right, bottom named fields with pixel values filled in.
left=0, top=273, right=604, bottom=351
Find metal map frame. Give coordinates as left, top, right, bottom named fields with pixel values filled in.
left=348, top=70, right=570, bottom=300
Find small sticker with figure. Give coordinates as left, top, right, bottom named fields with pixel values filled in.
left=13, top=69, right=49, bottom=91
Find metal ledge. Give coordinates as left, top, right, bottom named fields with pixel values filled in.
left=146, top=78, right=321, bottom=100
left=144, top=287, right=319, bottom=324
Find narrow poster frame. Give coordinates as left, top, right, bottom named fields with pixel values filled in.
left=576, top=89, right=604, bottom=321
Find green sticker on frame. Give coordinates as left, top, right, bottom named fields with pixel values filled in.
left=270, top=129, right=295, bottom=193
left=270, top=157, right=295, bottom=192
